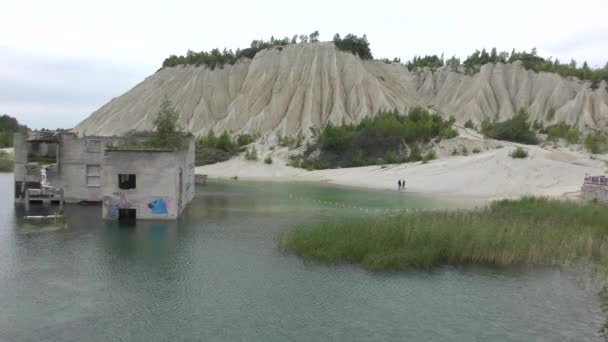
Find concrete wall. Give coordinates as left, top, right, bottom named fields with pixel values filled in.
left=52, top=135, right=117, bottom=202
left=15, top=132, right=195, bottom=219
left=581, top=184, right=608, bottom=201
left=100, top=145, right=194, bottom=220
left=15, top=133, right=122, bottom=201
left=13, top=133, right=29, bottom=182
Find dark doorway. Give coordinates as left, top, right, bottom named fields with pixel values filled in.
left=118, top=174, right=136, bottom=189
left=118, top=208, right=136, bottom=225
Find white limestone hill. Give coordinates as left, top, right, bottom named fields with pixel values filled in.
left=74, top=42, right=608, bottom=137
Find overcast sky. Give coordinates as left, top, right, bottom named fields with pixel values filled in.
left=1, top=0, right=607, bottom=129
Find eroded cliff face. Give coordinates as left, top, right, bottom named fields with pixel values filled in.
left=74, top=42, right=608, bottom=137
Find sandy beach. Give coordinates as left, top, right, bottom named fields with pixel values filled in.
left=196, top=133, right=607, bottom=200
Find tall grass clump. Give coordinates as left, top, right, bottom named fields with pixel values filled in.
left=281, top=197, right=608, bottom=270
left=0, top=150, right=13, bottom=172
left=510, top=147, right=528, bottom=159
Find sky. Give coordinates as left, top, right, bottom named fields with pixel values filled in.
left=1, top=0, right=607, bottom=129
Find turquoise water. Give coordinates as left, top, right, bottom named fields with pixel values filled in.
left=0, top=174, right=604, bottom=341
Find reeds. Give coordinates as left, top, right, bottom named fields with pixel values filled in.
left=281, top=197, right=608, bottom=270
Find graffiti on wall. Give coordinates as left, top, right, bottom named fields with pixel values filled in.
left=103, top=192, right=130, bottom=219
left=148, top=197, right=169, bottom=215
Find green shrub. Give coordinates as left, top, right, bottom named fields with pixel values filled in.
left=481, top=109, right=539, bottom=145
left=236, top=133, right=256, bottom=146
left=195, top=129, right=258, bottom=166
left=290, top=107, right=456, bottom=169
left=149, top=97, right=187, bottom=149
left=408, top=144, right=422, bottom=162
left=288, top=156, right=301, bottom=168
left=245, top=147, right=258, bottom=161
left=422, top=149, right=436, bottom=162
left=585, top=131, right=608, bottom=154
left=461, top=146, right=468, bottom=156
left=464, top=119, right=476, bottom=130
left=277, top=131, right=304, bottom=150
left=545, top=122, right=579, bottom=144
left=472, top=148, right=481, bottom=153
left=565, top=129, right=580, bottom=144
left=264, top=156, right=273, bottom=164
left=510, top=146, right=528, bottom=159
left=0, top=151, right=13, bottom=172
left=547, top=126, right=562, bottom=141
left=332, top=33, right=373, bottom=60
left=546, top=108, right=556, bottom=121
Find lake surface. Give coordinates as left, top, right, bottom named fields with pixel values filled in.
left=0, top=173, right=605, bottom=341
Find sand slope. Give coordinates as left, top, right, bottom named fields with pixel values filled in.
left=196, top=135, right=606, bottom=200
left=75, top=42, right=608, bottom=137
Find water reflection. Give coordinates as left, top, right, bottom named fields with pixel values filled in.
left=0, top=174, right=605, bottom=341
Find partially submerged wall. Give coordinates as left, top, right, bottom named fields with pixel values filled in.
left=581, top=176, right=608, bottom=202
left=101, top=143, right=194, bottom=220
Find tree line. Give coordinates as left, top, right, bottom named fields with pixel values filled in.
left=162, top=31, right=322, bottom=69
left=162, top=31, right=373, bottom=68
left=0, top=114, right=28, bottom=148
left=163, top=33, right=607, bottom=88
left=403, top=48, right=608, bottom=88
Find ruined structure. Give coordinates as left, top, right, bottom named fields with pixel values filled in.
left=14, top=131, right=195, bottom=220
left=581, top=175, right=608, bottom=202
left=101, top=142, right=195, bottom=221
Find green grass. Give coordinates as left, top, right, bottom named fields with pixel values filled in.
left=0, top=150, right=14, bottom=172
left=510, top=147, right=528, bottom=159
left=281, top=197, right=608, bottom=270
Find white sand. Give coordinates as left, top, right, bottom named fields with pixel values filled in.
left=75, top=42, right=608, bottom=138
left=196, top=136, right=607, bottom=200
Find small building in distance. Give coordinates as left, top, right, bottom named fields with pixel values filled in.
left=13, top=131, right=195, bottom=221
left=581, top=175, right=608, bottom=202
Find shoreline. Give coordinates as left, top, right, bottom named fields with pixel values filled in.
left=196, top=141, right=606, bottom=201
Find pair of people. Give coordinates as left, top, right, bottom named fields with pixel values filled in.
left=397, top=179, right=406, bottom=190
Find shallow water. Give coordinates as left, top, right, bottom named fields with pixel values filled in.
left=0, top=174, right=604, bottom=341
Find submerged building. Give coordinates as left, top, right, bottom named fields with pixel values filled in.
left=581, top=175, right=608, bottom=202
left=14, top=131, right=195, bottom=220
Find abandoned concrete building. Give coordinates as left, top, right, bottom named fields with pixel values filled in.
left=581, top=175, right=608, bottom=202
left=14, top=131, right=195, bottom=220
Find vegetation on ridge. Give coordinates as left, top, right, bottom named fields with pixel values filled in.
left=480, top=110, right=539, bottom=145
left=162, top=31, right=372, bottom=68
left=281, top=197, right=608, bottom=270
left=0, top=114, right=28, bottom=148
left=404, top=47, right=608, bottom=87
left=290, top=107, right=456, bottom=169
left=195, top=130, right=257, bottom=166
left=163, top=31, right=607, bottom=88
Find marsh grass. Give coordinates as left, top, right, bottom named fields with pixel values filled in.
left=0, top=151, right=13, bottom=172
left=281, top=197, right=608, bottom=270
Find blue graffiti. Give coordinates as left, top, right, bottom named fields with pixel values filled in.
left=148, top=197, right=168, bottom=215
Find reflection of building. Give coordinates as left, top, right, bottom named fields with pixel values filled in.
left=14, top=131, right=195, bottom=220
left=582, top=175, right=608, bottom=202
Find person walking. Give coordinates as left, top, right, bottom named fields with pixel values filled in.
left=398, top=179, right=402, bottom=190
left=401, top=179, right=406, bottom=191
